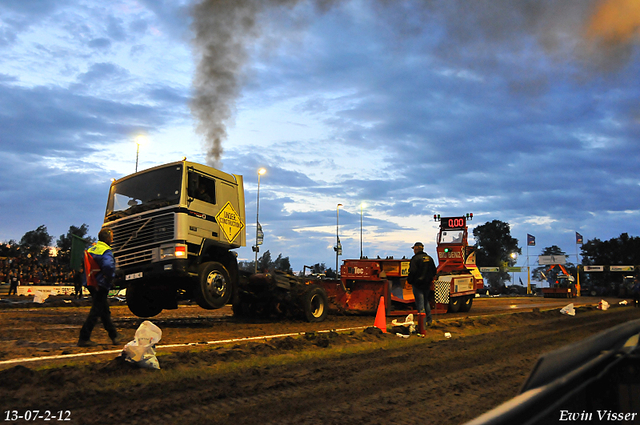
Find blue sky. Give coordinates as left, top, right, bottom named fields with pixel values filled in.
left=1, top=0, right=639, bottom=281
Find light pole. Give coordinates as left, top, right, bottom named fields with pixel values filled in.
left=360, top=203, right=365, bottom=259
left=135, top=135, right=146, bottom=172
left=510, top=252, right=518, bottom=286
left=335, top=203, right=343, bottom=276
left=254, top=168, right=266, bottom=273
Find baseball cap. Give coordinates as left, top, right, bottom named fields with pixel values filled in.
left=412, top=242, right=424, bottom=248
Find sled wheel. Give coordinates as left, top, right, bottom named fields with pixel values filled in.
left=126, top=284, right=163, bottom=318
left=459, top=296, right=473, bottom=313
left=448, top=296, right=462, bottom=313
left=196, top=262, right=233, bottom=309
left=301, top=285, right=329, bottom=322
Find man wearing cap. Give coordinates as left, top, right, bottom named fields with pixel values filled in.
left=408, top=242, right=437, bottom=335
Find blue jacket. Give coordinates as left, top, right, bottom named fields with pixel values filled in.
left=87, top=241, right=116, bottom=290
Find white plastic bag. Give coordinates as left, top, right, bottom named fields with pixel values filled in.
left=597, top=300, right=609, bottom=311
left=391, top=314, right=415, bottom=335
left=123, top=321, right=162, bottom=369
left=33, top=290, right=49, bottom=304
left=560, top=303, right=575, bottom=316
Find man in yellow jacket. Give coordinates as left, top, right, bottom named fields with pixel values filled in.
left=78, top=228, right=123, bottom=347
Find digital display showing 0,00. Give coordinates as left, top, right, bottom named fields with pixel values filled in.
left=441, top=217, right=466, bottom=229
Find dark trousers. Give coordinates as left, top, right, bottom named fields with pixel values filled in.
left=79, top=286, right=117, bottom=341
left=412, top=285, right=433, bottom=325
left=74, top=285, right=83, bottom=299
left=8, top=283, right=18, bottom=296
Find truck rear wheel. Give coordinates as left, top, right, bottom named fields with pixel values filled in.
left=126, top=284, right=163, bottom=318
left=300, top=285, right=328, bottom=322
left=196, top=261, right=233, bottom=309
left=459, top=296, right=473, bottom=312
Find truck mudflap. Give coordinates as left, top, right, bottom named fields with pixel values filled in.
left=464, top=318, right=640, bottom=425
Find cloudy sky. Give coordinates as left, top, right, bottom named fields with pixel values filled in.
left=1, top=0, right=639, bottom=281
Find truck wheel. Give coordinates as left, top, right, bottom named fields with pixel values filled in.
left=448, top=296, right=462, bottom=313
left=459, top=296, right=473, bottom=312
left=126, top=284, right=163, bottom=318
left=196, top=262, right=233, bottom=309
left=300, top=285, right=328, bottom=322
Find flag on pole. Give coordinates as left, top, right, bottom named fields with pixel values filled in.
left=257, top=222, right=264, bottom=245
left=576, top=232, right=583, bottom=244
left=527, top=234, right=535, bottom=246
left=70, top=234, right=90, bottom=271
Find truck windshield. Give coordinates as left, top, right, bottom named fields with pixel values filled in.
left=105, top=165, right=182, bottom=221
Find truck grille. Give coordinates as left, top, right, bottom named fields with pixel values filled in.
left=116, top=249, right=153, bottom=268
left=110, top=212, right=175, bottom=253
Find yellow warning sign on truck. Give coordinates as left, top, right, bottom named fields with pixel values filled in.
left=215, top=201, right=245, bottom=243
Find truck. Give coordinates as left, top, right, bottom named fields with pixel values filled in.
left=102, top=160, right=329, bottom=321
left=102, top=160, right=246, bottom=317
left=318, top=214, right=484, bottom=315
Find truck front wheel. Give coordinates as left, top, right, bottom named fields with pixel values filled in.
left=126, top=284, right=163, bottom=318
left=196, top=262, right=233, bottom=309
left=300, top=285, right=329, bottom=322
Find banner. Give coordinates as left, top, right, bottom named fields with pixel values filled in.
left=257, top=222, right=264, bottom=245
left=527, top=234, right=535, bottom=246
left=576, top=232, right=583, bottom=245
left=506, top=267, right=522, bottom=272
left=479, top=267, right=500, bottom=272
left=610, top=265, right=634, bottom=272
left=583, top=265, right=604, bottom=272
left=538, top=255, right=567, bottom=265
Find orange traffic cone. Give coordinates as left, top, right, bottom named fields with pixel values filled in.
left=374, top=296, right=387, bottom=333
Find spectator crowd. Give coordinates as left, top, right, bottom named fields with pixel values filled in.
left=1, top=254, right=75, bottom=287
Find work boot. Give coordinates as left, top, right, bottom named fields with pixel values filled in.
left=111, top=334, right=124, bottom=345
left=78, top=339, right=97, bottom=347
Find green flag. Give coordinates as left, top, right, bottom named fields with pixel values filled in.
left=70, top=234, right=90, bottom=271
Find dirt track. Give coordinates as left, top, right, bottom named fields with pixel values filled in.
left=1, top=298, right=639, bottom=425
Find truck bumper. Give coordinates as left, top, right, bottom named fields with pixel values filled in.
left=115, top=259, right=191, bottom=288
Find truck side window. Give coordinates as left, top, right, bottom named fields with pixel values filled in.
left=188, top=171, right=216, bottom=204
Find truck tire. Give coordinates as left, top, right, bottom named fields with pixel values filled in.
left=300, top=285, right=328, bottom=322
left=196, top=261, right=233, bottom=309
left=126, top=284, right=163, bottom=318
left=448, top=296, right=463, bottom=313
left=459, top=296, right=473, bottom=312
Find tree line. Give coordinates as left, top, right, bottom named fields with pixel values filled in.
left=472, top=220, right=640, bottom=293
left=238, top=250, right=336, bottom=277
left=1, top=224, right=95, bottom=263
left=3, top=222, right=637, bottom=291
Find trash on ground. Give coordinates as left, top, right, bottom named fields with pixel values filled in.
left=560, top=303, right=576, bottom=316
left=33, top=291, right=49, bottom=304
left=391, top=313, right=416, bottom=336
left=122, top=320, right=162, bottom=370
